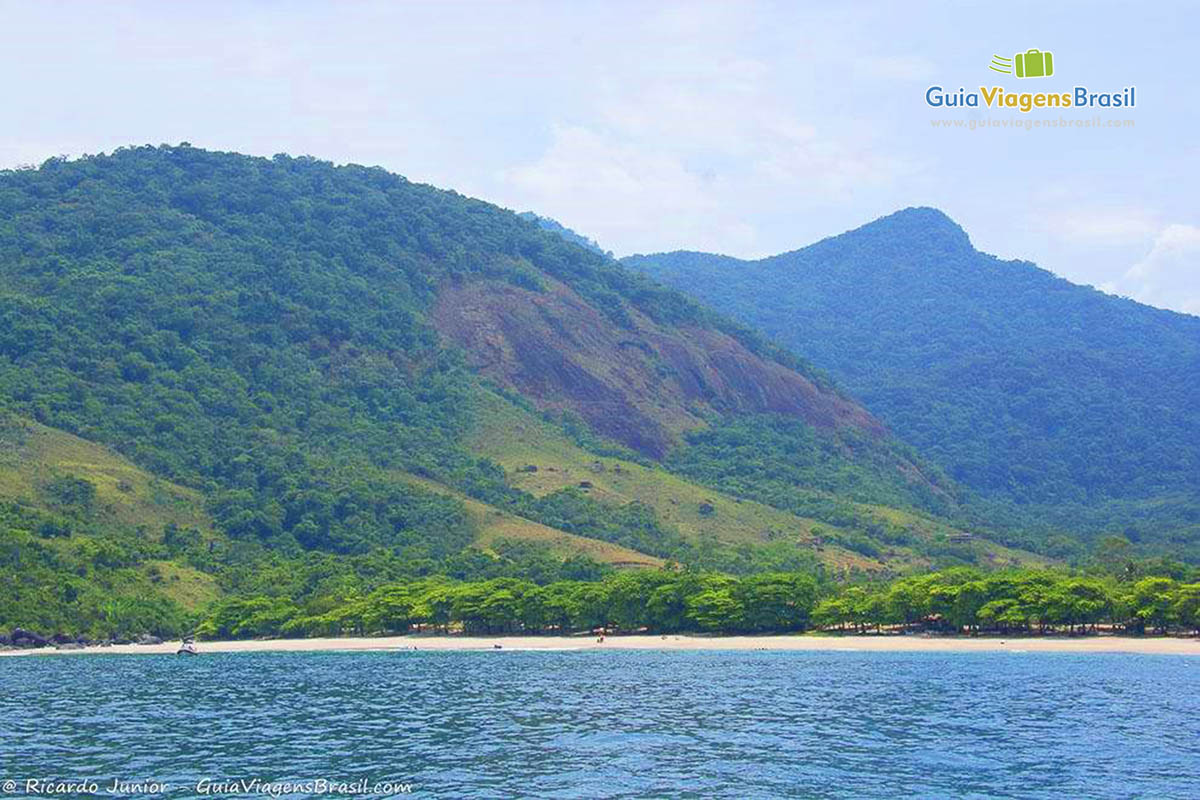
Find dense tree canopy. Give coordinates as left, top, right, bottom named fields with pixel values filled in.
left=195, top=563, right=1200, bottom=641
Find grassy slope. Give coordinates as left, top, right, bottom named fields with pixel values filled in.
left=398, top=473, right=663, bottom=568
left=0, top=416, right=211, bottom=535
left=466, top=390, right=1046, bottom=574
left=1, top=413, right=663, bottom=578
left=0, top=405, right=1042, bottom=604
left=0, top=415, right=220, bottom=611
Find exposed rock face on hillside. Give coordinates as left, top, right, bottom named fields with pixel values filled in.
left=432, top=276, right=885, bottom=457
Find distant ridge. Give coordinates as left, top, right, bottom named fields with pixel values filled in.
left=627, top=207, right=1200, bottom=558
left=518, top=212, right=612, bottom=258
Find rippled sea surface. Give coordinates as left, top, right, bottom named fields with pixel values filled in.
left=2, top=650, right=1199, bottom=798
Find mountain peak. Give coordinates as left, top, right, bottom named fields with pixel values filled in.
left=840, top=206, right=974, bottom=257
left=879, top=205, right=958, bottom=224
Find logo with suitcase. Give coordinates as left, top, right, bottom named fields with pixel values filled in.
left=990, top=50, right=1054, bottom=78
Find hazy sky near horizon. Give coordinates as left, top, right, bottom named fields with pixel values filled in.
left=2, top=1, right=1197, bottom=314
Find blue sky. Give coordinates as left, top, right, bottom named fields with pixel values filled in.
left=2, top=1, right=1196, bottom=313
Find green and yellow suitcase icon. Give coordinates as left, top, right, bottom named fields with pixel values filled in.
left=1014, top=49, right=1053, bottom=78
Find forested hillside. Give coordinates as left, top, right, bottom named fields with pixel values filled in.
left=626, top=208, right=1200, bottom=558
left=0, top=147, right=1007, bottom=638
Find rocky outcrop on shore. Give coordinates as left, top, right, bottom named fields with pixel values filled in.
left=0, top=629, right=166, bottom=651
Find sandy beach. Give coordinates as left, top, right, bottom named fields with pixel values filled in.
left=5, top=633, right=1200, bottom=657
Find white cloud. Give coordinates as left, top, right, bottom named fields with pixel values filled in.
left=1104, top=224, right=1200, bottom=315
left=1044, top=207, right=1160, bottom=246
left=496, top=21, right=915, bottom=257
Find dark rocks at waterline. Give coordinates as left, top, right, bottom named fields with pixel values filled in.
left=2, top=630, right=105, bottom=650
left=9, top=629, right=52, bottom=648
left=0, top=630, right=176, bottom=650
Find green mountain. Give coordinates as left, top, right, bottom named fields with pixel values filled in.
left=625, top=208, right=1200, bottom=558
left=0, top=148, right=1029, bottom=638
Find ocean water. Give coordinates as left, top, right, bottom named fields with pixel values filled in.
left=2, top=649, right=1198, bottom=799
